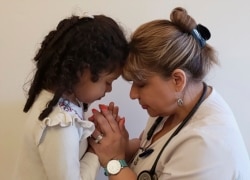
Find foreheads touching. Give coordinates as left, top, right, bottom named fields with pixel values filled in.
left=24, top=14, right=128, bottom=119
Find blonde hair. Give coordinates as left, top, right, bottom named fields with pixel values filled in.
left=123, top=7, right=218, bottom=83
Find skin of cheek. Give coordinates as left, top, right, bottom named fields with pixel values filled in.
left=70, top=77, right=98, bottom=103
left=77, top=83, right=106, bottom=104
left=151, top=90, right=177, bottom=116
left=73, top=70, right=119, bottom=103
left=140, top=82, right=177, bottom=117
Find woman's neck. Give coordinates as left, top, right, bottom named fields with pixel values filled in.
left=152, top=82, right=211, bottom=143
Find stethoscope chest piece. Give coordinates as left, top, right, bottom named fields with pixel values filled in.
left=138, top=170, right=158, bottom=180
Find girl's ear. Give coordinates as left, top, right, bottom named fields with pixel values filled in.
left=171, top=69, right=186, bottom=92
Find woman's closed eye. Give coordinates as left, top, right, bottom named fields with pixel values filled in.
left=134, top=81, right=146, bottom=88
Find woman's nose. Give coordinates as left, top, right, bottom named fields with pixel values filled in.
left=130, top=83, right=138, bottom=99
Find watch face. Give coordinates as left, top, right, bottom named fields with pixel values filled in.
left=107, top=160, right=122, bottom=175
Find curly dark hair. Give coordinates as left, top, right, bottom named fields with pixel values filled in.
left=23, top=15, right=128, bottom=120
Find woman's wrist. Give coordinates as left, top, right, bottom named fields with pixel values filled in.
left=104, top=159, right=128, bottom=176
left=101, top=153, right=126, bottom=167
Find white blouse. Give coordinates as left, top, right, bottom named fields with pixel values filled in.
left=13, top=90, right=100, bottom=180
left=130, top=88, right=250, bottom=180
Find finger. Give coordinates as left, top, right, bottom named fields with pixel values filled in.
left=118, top=117, right=130, bottom=140
left=118, top=117, right=125, bottom=130
left=107, top=102, right=119, bottom=121
left=88, top=114, right=102, bottom=132
left=118, top=117, right=127, bottom=136
left=91, top=129, right=103, bottom=139
left=107, top=102, right=114, bottom=112
left=113, top=105, right=119, bottom=121
left=92, top=108, right=116, bottom=134
left=107, top=102, right=116, bottom=119
left=88, top=114, right=95, bottom=122
left=94, top=134, right=104, bottom=144
left=99, top=108, right=120, bottom=133
left=116, top=115, right=121, bottom=122
left=99, top=104, right=108, bottom=111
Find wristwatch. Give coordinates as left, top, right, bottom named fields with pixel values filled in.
left=104, top=159, right=128, bottom=176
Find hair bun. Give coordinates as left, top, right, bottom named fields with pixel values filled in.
left=197, top=24, right=211, bottom=40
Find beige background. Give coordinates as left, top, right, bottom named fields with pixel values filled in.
left=1, top=0, right=249, bottom=179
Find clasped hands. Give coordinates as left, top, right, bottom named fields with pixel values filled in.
left=88, top=102, right=130, bottom=167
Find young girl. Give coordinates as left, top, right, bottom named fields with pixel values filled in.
left=13, top=14, right=128, bottom=180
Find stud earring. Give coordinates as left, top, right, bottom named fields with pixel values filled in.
left=177, top=98, right=183, bottom=106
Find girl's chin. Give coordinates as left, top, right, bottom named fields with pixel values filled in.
left=96, top=97, right=102, bottom=101
left=86, top=97, right=102, bottom=103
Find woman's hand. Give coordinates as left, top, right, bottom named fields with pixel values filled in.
left=88, top=108, right=128, bottom=167
left=89, top=102, right=129, bottom=142
left=106, top=102, right=120, bottom=122
left=88, top=102, right=121, bottom=128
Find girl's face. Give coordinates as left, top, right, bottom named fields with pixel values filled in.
left=130, top=74, right=177, bottom=117
left=73, top=69, right=120, bottom=104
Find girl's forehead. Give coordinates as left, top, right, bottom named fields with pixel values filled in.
left=100, top=70, right=121, bottom=79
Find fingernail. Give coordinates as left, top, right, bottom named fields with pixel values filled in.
left=121, top=117, right=125, bottom=125
left=92, top=108, right=99, bottom=113
left=99, top=104, right=108, bottom=111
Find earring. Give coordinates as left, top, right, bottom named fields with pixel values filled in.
left=177, top=98, right=183, bottom=106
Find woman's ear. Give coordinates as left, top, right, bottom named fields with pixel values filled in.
left=171, top=69, right=186, bottom=92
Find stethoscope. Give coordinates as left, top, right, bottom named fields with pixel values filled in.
left=137, top=82, right=208, bottom=180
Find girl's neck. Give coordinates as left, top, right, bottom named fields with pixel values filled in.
left=63, top=93, right=81, bottom=107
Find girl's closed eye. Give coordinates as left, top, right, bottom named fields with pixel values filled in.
left=106, top=81, right=112, bottom=86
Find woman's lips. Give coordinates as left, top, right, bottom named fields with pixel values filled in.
left=141, top=105, right=148, bottom=109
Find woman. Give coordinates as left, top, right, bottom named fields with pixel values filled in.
left=89, top=7, right=250, bottom=179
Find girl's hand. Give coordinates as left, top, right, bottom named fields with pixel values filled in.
left=100, top=102, right=121, bottom=122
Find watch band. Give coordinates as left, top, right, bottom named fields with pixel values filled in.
left=104, top=159, right=128, bottom=176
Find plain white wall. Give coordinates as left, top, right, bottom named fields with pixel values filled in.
left=1, top=0, right=249, bottom=179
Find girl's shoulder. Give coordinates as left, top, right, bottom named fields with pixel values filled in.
left=33, top=91, right=95, bottom=145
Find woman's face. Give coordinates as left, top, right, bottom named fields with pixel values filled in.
left=73, top=69, right=120, bottom=104
left=130, top=74, right=177, bottom=117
